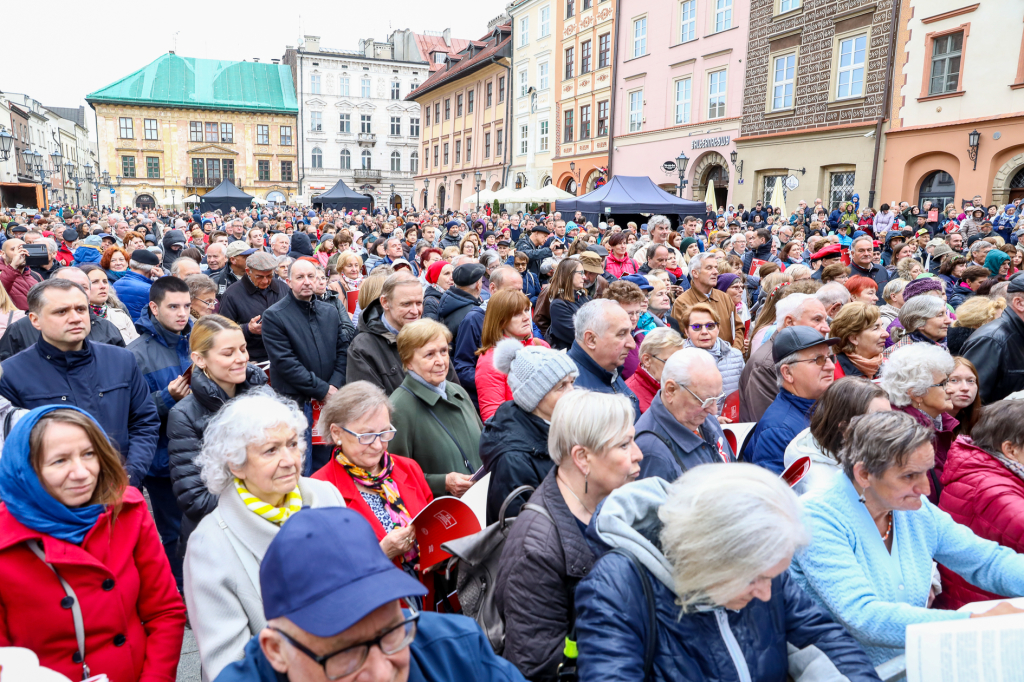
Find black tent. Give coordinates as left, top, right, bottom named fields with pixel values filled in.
left=554, top=175, right=708, bottom=228
left=312, top=178, right=374, bottom=212
left=199, top=179, right=255, bottom=214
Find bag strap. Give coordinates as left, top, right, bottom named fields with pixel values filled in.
left=213, top=508, right=263, bottom=598
left=498, top=485, right=536, bottom=527
left=29, top=540, right=90, bottom=681
left=399, top=384, right=473, bottom=472
left=521, top=502, right=553, bottom=524
left=608, top=548, right=657, bottom=680
left=635, top=429, right=690, bottom=475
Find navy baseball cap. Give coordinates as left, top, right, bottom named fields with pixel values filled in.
left=260, top=507, right=427, bottom=637
left=622, top=274, right=653, bottom=291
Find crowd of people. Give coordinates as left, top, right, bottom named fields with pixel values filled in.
left=2, top=193, right=1024, bottom=682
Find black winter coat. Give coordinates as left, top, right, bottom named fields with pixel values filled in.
left=288, top=232, right=314, bottom=259
left=261, top=293, right=354, bottom=402
left=515, top=236, right=554, bottom=279
left=479, top=401, right=553, bottom=525
left=961, top=308, right=1024, bottom=403
left=423, top=285, right=443, bottom=321
left=167, top=364, right=267, bottom=552
left=214, top=266, right=240, bottom=299
left=0, top=312, right=125, bottom=362
left=547, top=294, right=589, bottom=350
left=437, top=286, right=481, bottom=341
left=217, top=275, right=289, bottom=363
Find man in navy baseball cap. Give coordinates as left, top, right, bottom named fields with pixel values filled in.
left=216, top=507, right=526, bottom=682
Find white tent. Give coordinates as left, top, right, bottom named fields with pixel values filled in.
left=529, top=184, right=578, bottom=203
left=183, top=194, right=202, bottom=204
left=251, top=197, right=268, bottom=206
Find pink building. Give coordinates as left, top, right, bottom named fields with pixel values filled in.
left=611, top=0, right=748, bottom=209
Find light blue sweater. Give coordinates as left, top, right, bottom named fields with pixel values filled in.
left=791, top=473, right=1024, bottom=665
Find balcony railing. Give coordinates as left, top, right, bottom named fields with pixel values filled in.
left=353, top=169, right=382, bottom=182
left=186, top=177, right=237, bottom=188
left=357, top=133, right=377, bottom=146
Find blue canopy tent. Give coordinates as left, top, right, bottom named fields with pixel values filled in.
left=553, top=175, right=708, bottom=229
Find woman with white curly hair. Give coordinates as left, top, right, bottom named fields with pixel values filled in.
left=183, top=389, right=344, bottom=682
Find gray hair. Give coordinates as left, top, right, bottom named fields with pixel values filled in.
left=970, top=240, right=992, bottom=254
left=897, top=295, right=946, bottom=333
left=775, top=293, right=813, bottom=325
left=195, top=389, right=308, bottom=495
left=40, top=238, right=57, bottom=255
left=774, top=351, right=804, bottom=390
left=129, top=259, right=156, bottom=275
left=838, top=411, right=933, bottom=479
left=170, top=258, right=197, bottom=278
left=638, top=327, right=685, bottom=360
left=850, top=235, right=873, bottom=252
left=878, top=343, right=955, bottom=406
left=688, top=251, right=715, bottom=275
left=648, top=215, right=671, bottom=231
left=479, top=251, right=500, bottom=268
left=815, top=282, right=851, bottom=310
left=183, top=273, right=217, bottom=299
left=662, top=346, right=718, bottom=389
left=646, top=242, right=669, bottom=261
left=573, top=298, right=622, bottom=344
left=317, top=381, right=393, bottom=445
left=659, top=463, right=809, bottom=611
left=882, top=278, right=908, bottom=304
left=271, top=233, right=291, bottom=247
left=547, top=389, right=635, bottom=466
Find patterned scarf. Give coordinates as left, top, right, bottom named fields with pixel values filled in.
left=844, top=352, right=884, bottom=379
left=335, top=449, right=417, bottom=561
left=90, top=304, right=107, bottom=319
left=234, top=478, right=303, bottom=525
left=993, top=452, right=1024, bottom=483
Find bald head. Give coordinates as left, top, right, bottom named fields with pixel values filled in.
left=53, top=266, right=91, bottom=292
left=489, top=265, right=522, bottom=292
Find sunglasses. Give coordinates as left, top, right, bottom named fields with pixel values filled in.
left=689, top=322, right=718, bottom=332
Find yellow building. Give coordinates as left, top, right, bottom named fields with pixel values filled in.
left=407, top=23, right=513, bottom=212
left=87, top=52, right=299, bottom=210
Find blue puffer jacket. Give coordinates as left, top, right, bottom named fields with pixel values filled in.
left=574, top=478, right=881, bottom=682
left=126, top=310, right=192, bottom=477
left=71, top=244, right=103, bottom=266
left=746, top=389, right=816, bottom=474
left=112, top=270, right=153, bottom=322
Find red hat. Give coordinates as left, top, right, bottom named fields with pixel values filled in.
left=809, top=244, right=842, bottom=261
left=426, top=260, right=447, bottom=285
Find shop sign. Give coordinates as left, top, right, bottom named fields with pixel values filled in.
left=691, top=135, right=731, bottom=150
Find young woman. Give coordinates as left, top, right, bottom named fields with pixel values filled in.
left=80, top=263, right=138, bottom=344
left=545, top=259, right=591, bottom=351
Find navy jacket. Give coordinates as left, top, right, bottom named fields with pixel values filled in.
left=567, top=342, right=641, bottom=421
left=0, top=339, right=160, bottom=487
left=479, top=400, right=552, bottom=525
left=111, top=270, right=153, bottom=322
left=635, top=393, right=734, bottom=482
left=452, top=305, right=485, bottom=409
left=746, top=389, right=816, bottom=474
left=849, top=261, right=891, bottom=299
left=214, top=612, right=527, bottom=682
left=437, top=286, right=481, bottom=342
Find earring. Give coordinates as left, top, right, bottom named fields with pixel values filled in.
left=858, top=493, right=866, bottom=504
left=584, top=471, right=589, bottom=495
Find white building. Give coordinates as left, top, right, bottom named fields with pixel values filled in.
left=283, top=29, right=470, bottom=211
left=507, top=0, right=556, bottom=192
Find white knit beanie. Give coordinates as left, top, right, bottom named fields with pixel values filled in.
left=493, top=339, right=579, bottom=412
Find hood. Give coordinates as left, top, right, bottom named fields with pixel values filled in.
left=357, top=299, right=394, bottom=341
left=162, top=229, right=186, bottom=249
left=289, top=232, right=314, bottom=258
left=478, top=401, right=550, bottom=471
left=437, top=286, right=479, bottom=318
left=72, top=244, right=102, bottom=262
left=983, top=249, right=1010, bottom=274
left=134, top=307, right=191, bottom=347
left=586, top=477, right=676, bottom=592
left=191, top=362, right=267, bottom=413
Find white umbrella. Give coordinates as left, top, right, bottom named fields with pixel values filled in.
left=251, top=197, right=268, bottom=205
left=532, top=184, right=578, bottom=203
left=183, top=194, right=202, bottom=204
left=489, top=186, right=521, bottom=203
left=771, top=176, right=787, bottom=219
left=704, top=182, right=718, bottom=214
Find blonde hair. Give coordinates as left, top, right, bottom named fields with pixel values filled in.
left=0, top=280, right=18, bottom=314
left=190, top=314, right=242, bottom=354
left=953, top=296, right=1006, bottom=329
left=357, top=272, right=389, bottom=310
left=638, top=327, right=685, bottom=359
left=442, top=246, right=460, bottom=261
left=317, top=381, right=393, bottom=445
left=547, top=390, right=635, bottom=466
left=829, top=301, right=881, bottom=354
left=396, top=318, right=452, bottom=367
left=334, top=251, right=363, bottom=275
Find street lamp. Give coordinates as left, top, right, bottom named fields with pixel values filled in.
left=390, top=182, right=395, bottom=210
left=968, top=129, right=981, bottom=171
left=50, top=148, right=66, bottom=204
left=424, top=177, right=431, bottom=208
left=0, top=127, right=13, bottom=162
left=474, top=170, right=482, bottom=210
left=676, top=151, right=689, bottom=198
left=171, top=188, right=176, bottom=210
left=729, top=149, right=743, bottom=181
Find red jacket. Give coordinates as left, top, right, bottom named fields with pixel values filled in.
left=935, top=436, right=1024, bottom=610
left=605, top=252, right=639, bottom=279
left=625, top=366, right=660, bottom=414
left=0, top=262, right=39, bottom=311
left=56, top=243, right=75, bottom=267
left=0, top=487, right=186, bottom=682
left=475, top=338, right=550, bottom=422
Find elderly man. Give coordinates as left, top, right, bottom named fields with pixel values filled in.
left=746, top=326, right=838, bottom=473
left=372, top=237, right=407, bottom=273
left=112, top=247, right=162, bottom=320
left=0, top=238, right=39, bottom=310
left=739, top=291, right=830, bottom=422
left=215, top=241, right=256, bottom=298
left=634, top=215, right=683, bottom=267
left=635, top=347, right=735, bottom=482
left=970, top=238, right=992, bottom=266
left=203, top=241, right=228, bottom=276
left=816, top=281, right=851, bottom=320
left=567, top=299, right=641, bottom=420
left=218, top=251, right=289, bottom=364
left=671, top=252, right=744, bottom=349
left=170, top=256, right=201, bottom=279
left=962, top=275, right=1024, bottom=403
left=270, top=232, right=292, bottom=258
left=847, top=234, right=890, bottom=295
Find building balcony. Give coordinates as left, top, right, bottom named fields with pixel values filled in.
left=354, top=168, right=382, bottom=182
left=357, top=133, right=377, bottom=147
left=186, top=177, right=218, bottom=188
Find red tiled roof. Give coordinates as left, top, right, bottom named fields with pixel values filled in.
left=407, top=24, right=512, bottom=100
left=413, top=33, right=473, bottom=72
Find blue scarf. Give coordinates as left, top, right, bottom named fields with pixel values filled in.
left=0, top=405, right=107, bottom=544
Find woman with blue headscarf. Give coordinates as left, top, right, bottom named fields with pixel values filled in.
left=0, top=405, right=186, bottom=682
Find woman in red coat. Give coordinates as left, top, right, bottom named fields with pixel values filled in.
left=0, top=405, right=185, bottom=682
left=936, top=400, right=1024, bottom=610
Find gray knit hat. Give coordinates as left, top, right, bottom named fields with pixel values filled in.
left=493, top=339, right=579, bottom=412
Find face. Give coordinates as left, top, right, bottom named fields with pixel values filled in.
left=331, top=404, right=392, bottom=472
left=694, top=257, right=718, bottom=290
left=289, top=261, right=318, bottom=300
left=852, top=240, right=873, bottom=267
left=731, top=237, right=746, bottom=252
left=37, top=421, right=101, bottom=508
left=582, top=426, right=643, bottom=498
left=230, top=423, right=303, bottom=503
left=947, top=364, right=977, bottom=412
left=664, top=364, right=723, bottom=430
left=248, top=268, right=275, bottom=290
left=648, top=285, right=670, bottom=314
left=109, top=251, right=128, bottom=270
left=150, top=291, right=191, bottom=332
left=860, top=443, right=936, bottom=512
left=783, top=343, right=834, bottom=398
left=789, top=300, right=830, bottom=336
left=948, top=234, right=963, bottom=251
left=570, top=263, right=586, bottom=290
left=648, top=246, right=670, bottom=270
left=406, top=333, right=449, bottom=385
left=685, top=311, right=720, bottom=349
left=342, top=259, right=363, bottom=279
left=721, top=554, right=793, bottom=610
left=620, top=301, right=642, bottom=330
left=195, top=328, right=249, bottom=386
left=437, top=267, right=454, bottom=290
left=127, top=237, right=146, bottom=253
left=920, top=311, right=952, bottom=341
left=504, top=305, right=533, bottom=339
left=31, top=287, right=91, bottom=349
left=249, top=230, right=265, bottom=249
left=86, top=269, right=110, bottom=305
left=586, top=307, right=636, bottom=372
left=917, top=370, right=954, bottom=417
left=856, top=287, right=877, bottom=305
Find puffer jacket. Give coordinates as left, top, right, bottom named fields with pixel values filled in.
left=625, top=366, right=660, bottom=414
left=574, top=478, right=881, bottom=682
left=494, top=469, right=595, bottom=681
left=684, top=337, right=743, bottom=402
left=437, top=286, right=482, bottom=340
left=961, top=307, right=1024, bottom=403
left=422, top=284, right=444, bottom=321
left=167, top=365, right=267, bottom=552
left=162, top=230, right=186, bottom=267
left=479, top=400, right=553, bottom=525
left=71, top=243, right=103, bottom=266
left=111, top=269, right=153, bottom=322
left=783, top=428, right=843, bottom=497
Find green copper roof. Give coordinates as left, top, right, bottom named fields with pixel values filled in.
left=86, top=53, right=297, bottom=114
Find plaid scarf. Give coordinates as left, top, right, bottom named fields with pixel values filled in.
left=234, top=478, right=302, bottom=525
left=335, top=448, right=417, bottom=562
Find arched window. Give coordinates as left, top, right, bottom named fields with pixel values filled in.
left=340, top=149, right=351, bottom=170
left=362, top=150, right=372, bottom=169
left=410, top=151, right=419, bottom=174
left=311, top=147, right=323, bottom=169
left=391, top=151, right=401, bottom=172
left=918, top=171, right=955, bottom=211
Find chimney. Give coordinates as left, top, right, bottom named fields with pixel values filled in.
left=304, top=35, right=321, bottom=52
left=253, top=57, right=260, bottom=62
left=443, top=28, right=451, bottom=47
left=271, top=58, right=280, bottom=64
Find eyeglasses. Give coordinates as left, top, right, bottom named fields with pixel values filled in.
left=929, top=378, right=950, bottom=389
left=789, top=353, right=834, bottom=368
left=689, top=322, right=718, bottom=332
left=272, top=613, right=419, bottom=680
left=341, top=426, right=397, bottom=445
left=681, top=383, right=725, bottom=410
left=192, top=296, right=217, bottom=308
left=573, top=269, right=585, bottom=276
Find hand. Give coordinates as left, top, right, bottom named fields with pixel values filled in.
left=167, top=374, right=192, bottom=401
left=716, top=415, right=732, bottom=424
left=326, top=385, right=338, bottom=397
left=970, top=602, right=1024, bottom=619
left=379, top=523, right=417, bottom=560
left=8, top=245, right=27, bottom=269
left=445, top=472, right=474, bottom=498
left=248, top=315, right=263, bottom=335
left=149, top=266, right=165, bottom=280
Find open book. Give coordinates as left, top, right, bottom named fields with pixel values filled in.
left=905, top=601, right=1024, bottom=682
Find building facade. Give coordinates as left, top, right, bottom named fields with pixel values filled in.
left=46, top=106, right=99, bottom=207
left=881, top=2, right=1024, bottom=208
left=553, top=0, right=616, bottom=195
left=87, top=53, right=299, bottom=210
left=611, top=0, right=749, bottom=205
left=735, top=0, right=898, bottom=212
left=408, top=22, right=513, bottom=212
left=283, top=30, right=470, bottom=210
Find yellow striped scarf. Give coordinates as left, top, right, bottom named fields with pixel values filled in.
left=234, top=478, right=303, bottom=525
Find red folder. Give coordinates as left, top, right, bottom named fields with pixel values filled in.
left=346, top=290, right=359, bottom=314
left=413, top=497, right=482, bottom=569
left=781, top=456, right=811, bottom=488
left=748, top=258, right=768, bottom=276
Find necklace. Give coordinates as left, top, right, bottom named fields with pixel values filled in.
left=881, top=512, right=894, bottom=542
left=557, top=473, right=592, bottom=515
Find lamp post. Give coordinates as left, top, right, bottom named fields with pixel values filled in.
left=968, top=129, right=981, bottom=171
left=423, top=177, right=430, bottom=209
left=568, top=161, right=581, bottom=195
left=729, top=149, right=743, bottom=182
left=474, top=170, right=482, bottom=210
left=50, top=147, right=65, bottom=205
left=676, top=152, right=689, bottom=198
left=390, top=182, right=395, bottom=211
left=171, top=188, right=176, bottom=211
left=0, top=126, right=13, bottom=162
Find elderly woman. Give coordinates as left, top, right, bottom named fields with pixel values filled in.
left=101, top=245, right=130, bottom=281
left=0, top=406, right=186, bottom=682
left=637, top=276, right=672, bottom=330
left=184, top=272, right=218, bottom=323
left=495, top=391, right=642, bottom=682
left=678, top=302, right=744, bottom=405
left=883, top=295, right=951, bottom=357
left=626, top=327, right=686, bottom=413
left=80, top=263, right=138, bottom=344
left=574, top=465, right=878, bottom=682
left=422, top=260, right=453, bottom=321
left=785, top=378, right=891, bottom=496
left=185, top=390, right=344, bottom=681
left=947, top=295, right=1005, bottom=355
left=830, top=302, right=889, bottom=380
left=389, top=319, right=483, bottom=498
left=792, top=410, right=1024, bottom=666
left=845, top=275, right=878, bottom=305
left=878, top=278, right=906, bottom=327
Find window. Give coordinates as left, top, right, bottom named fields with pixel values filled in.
left=311, top=111, right=322, bottom=132
left=434, top=145, right=439, bottom=166
left=496, top=129, right=503, bottom=156
left=628, top=90, right=643, bottom=132
left=708, top=70, right=727, bottom=118
left=455, top=140, right=461, bottom=163
left=434, top=102, right=441, bottom=121
left=457, top=94, right=463, bottom=116
left=191, top=158, right=204, bottom=180
left=929, top=32, right=963, bottom=96
left=146, top=157, right=160, bottom=178
left=189, top=121, right=203, bottom=142
left=674, top=78, right=691, bottom=124
left=340, top=149, right=351, bottom=169
left=829, top=172, right=856, bottom=210
left=443, top=142, right=449, bottom=165
left=411, top=151, right=419, bottom=174
left=311, top=147, right=323, bottom=168
left=361, top=77, right=371, bottom=98
left=311, top=74, right=321, bottom=94
left=468, top=90, right=475, bottom=113
left=445, top=99, right=451, bottom=120
left=410, top=117, right=420, bottom=136
left=339, top=76, right=350, bottom=96
left=466, top=137, right=472, bottom=158
left=564, top=109, right=575, bottom=142
left=680, top=1, right=696, bottom=42
left=392, top=81, right=401, bottom=100
left=258, top=160, right=270, bottom=181
left=391, top=151, right=401, bottom=172
left=362, top=150, right=372, bottom=169
left=597, top=100, right=609, bottom=135
left=499, top=76, right=506, bottom=102
left=780, top=0, right=799, bottom=11
left=257, top=124, right=270, bottom=145
left=520, top=16, right=529, bottom=46
left=762, top=174, right=787, bottom=205
left=772, top=54, right=796, bottom=109
left=281, top=161, right=293, bottom=181
left=540, top=6, right=551, bottom=36
left=520, top=124, right=529, bottom=154
left=715, top=0, right=732, bottom=31
left=520, top=69, right=529, bottom=97
left=424, top=146, right=430, bottom=169
left=434, top=52, right=447, bottom=64
left=566, top=0, right=575, bottom=18
left=360, top=115, right=372, bottom=134
left=220, top=122, right=234, bottom=143
left=579, top=105, right=591, bottom=139
left=633, top=18, right=647, bottom=57
left=205, top=122, right=218, bottom=142
left=220, top=158, right=232, bottom=181
left=581, top=40, right=592, bottom=74
left=487, top=82, right=494, bottom=107
left=280, top=126, right=292, bottom=145
left=539, top=120, right=549, bottom=151
left=340, top=113, right=351, bottom=133
left=206, top=159, right=221, bottom=181
left=565, top=47, right=575, bottom=79
left=837, top=35, right=867, bottom=99
left=599, top=33, right=611, bottom=68
left=391, top=116, right=401, bottom=135
left=144, top=119, right=158, bottom=140
left=485, top=133, right=491, bottom=158
left=425, top=107, right=431, bottom=126
left=539, top=62, right=549, bottom=90
left=119, top=117, right=133, bottom=139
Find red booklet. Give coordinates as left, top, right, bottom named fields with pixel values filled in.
left=782, top=456, right=811, bottom=488
left=346, top=290, right=359, bottom=314
left=413, top=497, right=482, bottom=570
left=748, top=258, right=768, bottom=276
